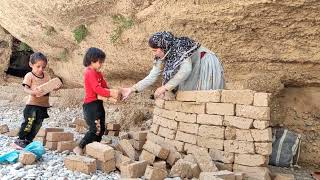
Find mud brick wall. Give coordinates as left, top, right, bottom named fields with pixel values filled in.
left=150, top=90, right=272, bottom=176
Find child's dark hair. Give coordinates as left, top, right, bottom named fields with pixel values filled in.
left=148, top=37, right=159, bottom=49
left=30, top=52, right=48, bottom=64
left=83, top=47, right=106, bottom=67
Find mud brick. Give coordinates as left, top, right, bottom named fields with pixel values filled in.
left=197, top=136, right=224, bottom=150
left=128, top=131, right=148, bottom=141
left=86, top=142, right=115, bottom=162
left=236, top=105, right=270, bottom=120
left=255, top=142, right=272, bottom=155
left=37, top=78, right=62, bottom=95
left=233, top=164, right=271, bottom=180
left=206, top=103, right=235, bottom=115
left=153, top=161, right=166, bottom=169
left=0, top=124, right=9, bottom=134
left=176, top=91, right=197, bottom=102
left=160, top=143, right=182, bottom=166
left=225, top=127, right=236, bottom=140
left=198, top=125, right=225, bottom=139
left=221, top=90, right=254, bottom=105
left=197, top=114, right=223, bottom=126
left=235, top=154, right=268, bottom=166
left=119, top=140, right=138, bottom=160
left=253, top=120, right=270, bottom=129
left=146, top=132, right=164, bottom=145
left=153, top=115, right=177, bottom=130
left=175, top=111, right=197, bottom=123
left=180, top=102, right=206, bottom=114
left=108, top=130, right=120, bottom=136
left=193, top=149, right=218, bottom=172
left=274, top=173, right=295, bottom=180
left=251, top=128, right=272, bottom=142
left=164, top=138, right=184, bottom=152
left=75, top=125, right=87, bottom=134
left=209, top=149, right=235, bottom=164
left=101, top=139, right=112, bottom=145
left=170, top=159, right=194, bottom=178
left=71, top=118, right=87, bottom=127
left=144, top=165, right=168, bottom=180
left=164, top=100, right=182, bottom=111
left=46, top=141, right=58, bottom=150
left=97, top=159, right=116, bottom=173
left=112, top=142, right=125, bottom=154
left=235, top=129, right=254, bottom=141
left=184, top=143, right=208, bottom=154
left=215, top=162, right=233, bottom=171
left=106, top=123, right=121, bottom=131
left=33, top=136, right=46, bottom=145
left=254, top=92, right=271, bottom=107
left=129, top=139, right=145, bottom=151
left=175, top=131, right=197, bottom=144
left=57, top=141, right=77, bottom=152
left=46, top=132, right=73, bottom=141
left=143, top=140, right=169, bottom=159
left=150, top=124, right=159, bottom=134
left=234, top=172, right=245, bottom=180
left=119, top=132, right=129, bottom=140
left=195, top=90, right=221, bottom=103
left=158, top=126, right=175, bottom=139
left=200, top=171, right=235, bottom=180
left=121, top=161, right=147, bottom=178
left=139, top=150, right=156, bottom=164
left=178, top=122, right=199, bottom=134
left=153, top=107, right=176, bottom=120
left=115, top=151, right=132, bottom=169
left=19, top=152, right=36, bottom=165
left=155, top=98, right=165, bottom=108
left=224, top=116, right=253, bottom=129
left=5, top=128, right=19, bottom=137
left=64, top=155, right=96, bottom=174
left=224, top=140, right=255, bottom=154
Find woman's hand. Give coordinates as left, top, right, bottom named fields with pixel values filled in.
left=120, top=88, right=132, bottom=100
left=154, top=86, right=167, bottom=99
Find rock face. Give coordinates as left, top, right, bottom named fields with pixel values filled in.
left=0, top=27, right=12, bottom=78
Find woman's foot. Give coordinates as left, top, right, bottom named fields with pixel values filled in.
left=73, top=146, right=83, bottom=155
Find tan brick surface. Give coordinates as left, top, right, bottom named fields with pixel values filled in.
left=115, top=151, right=132, bottom=170
left=120, top=161, right=147, bottom=178
left=274, top=173, right=295, bottom=180
left=0, top=124, right=9, bottom=134
left=233, top=164, right=271, bottom=180
left=178, top=122, right=199, bottom=134
left=175, top=131, right=197, bottom=144
left=72, top=118, right=87, bottom=127
left=197, top=136, right=224, bottom=150
left=86, top=142, right=115, bottom=162
left=255, top=142, right=273, bottom=155
left=5, top=128, right=19, bottom=137
left=164, top=138, right=184, bottom=152
left=155, top=98, right=165, bottom=108
left=225, top=127, right=236, bottom=140
left=198, top=125, right=225, bottom=139
left=170, top=159, right=194, bottom=178
left=221, top=90, right=254, bottom=105
left=57, top=141, right=77, bottom=152
left=150, top=124, right=159, bottom=134
left=253, top=120, right=270, bottom=129
left=224, top=140, right=255, bottom=154
left=254, top=93, right=271, bottom=107
left=197, top=114, right=223, bottom=126
left=34, top=136, right=46, bottom=145
left=107, top=130, right=120, bottom=136
left=129, top=139, right=145, bottom=151
left=209, top=149, right=235, bottom=164
left=195, top=90, right=221, bottom=103
left=184, top=143, right=208, bottom=154
left=236, top=105, right=270, bottom=120
left=139, top=150, right=156, bottom=164
left=235, top=154, right=268, bottom=166
left=45, top=141, right=58, bottom=150
left=158, top=126, right=176, bottom=139
left=160, top=143, right=182, bottom=166
left=97, top=159, right=116, bottom=173
left=251, top=128, right=272, bottom=142
left=176, top=91, right=197, bottom=102
left=200, top=171, right=235, bottom=180
left=46, top=132, right=73, bottom=141
left=153, top=115, right=178, bottom=130
left=164, top=101, right=182, bottom=111
left=193, top=149, right=218, bottom=172
left=143, top=140, right=169, bottom=159
left=180, top=102, right=206, bottom=114
left=153, top=161, right=166, bottom=170
left=106, top=123, right=121, bottom=131
left=119, top=140, right=138, bottom=160
left=146, top=132, right=164, bottom=145
left=19, top=152, right=36, bottom=165
left=206, top=103, right=235, bottom=115
left=38, top=78, right=62, bottom=95
left=128, top=131, right=148, bottom=141
left=175, top=111, right=197, bottom=123
left=64, top=155, right=96, bottom=174
left=215, top=162, right=233, bottom=171
left=235, top=129, right=254, bottom=141
left=224, top=116, right=253, bottom=129
left=144, top=165, right=168, bottom=180
left=153, top=107, right=176, bottom=120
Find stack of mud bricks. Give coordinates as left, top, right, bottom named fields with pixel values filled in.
left=149, top=89, right=272, bottom=180
left=39, top=128, right=76, bottom=152
left=105, top=123, right=121, bottom=136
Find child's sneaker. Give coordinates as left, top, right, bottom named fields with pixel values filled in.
left=12, top=139, right=28, bottom=150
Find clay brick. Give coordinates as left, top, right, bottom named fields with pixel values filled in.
left=0, top=124, right=9, bottom=134
left=170, top=159, right=194, bottom=178
left=119, top=132, right=129, bottom=140
left=235, top=129, right=254, bottom=141
left=107, top=130, right=120, bottom=136
left=143, top=140, right=169, bottom=159
left=181, top=102, right=206, bottom=114
left=71, top=118, right=87, bottom=127
left=38, top=78, right=62, bottom=95
left=153, top=161, right=166, bottom=169
left=175, top=131, right=197, bottom=144
left=128, top=131, right=148, bottom=141
left=153, top=115, right=177, bottom=130
left=209, top=149, right=235, bottom=164
left=235, top=154, right=268, bottom=166
left=153, top=107, right=176, bottom=120
left=215, top=162, right=233, bottom=171
left=144, top=165, right=168, bottom=180
left=45, top=141, right=58, bottom=150
left=19, top=152, right=36, bottom=165
left=251, top=128, right=272, bottom=142
left=34, top=136, right=46, bottom=145
left=86, top=142, right=115, bottom=162
left=164, top=138, right=184, bottom=152
left=106, top=123, right=121, bottom=131
left=224, top=140, right=255, bottom=154
left=197, top=114, right=223, bottom=126
left=200, top=171, right=235, bottom=180
left=233, top=164, right=271, bottom=180
left=193, top=149, right=218, bottom=172
left=5, top=128, right=19, bottom=137
left=255, top=142, right=273, bottom=155
left=150, top=124, right=159, bottom=134
left=139, top=150, right=156, bottom=164
left=121, top=161, right=147, bottom=178
left=119, top=140, right=138, bottom=161
left=46, top=132, right=73, bottom=141
left=197, top=136, right=224, bottom=150
left=253, top=120, right=270, bottom=129
left=198, top=125, right=225, bottom=139
left=64, top=155, right=96, bottom=174
left=178, top=122, right=199, bottom=134
left=190, top=163, right=201, bottom=178
left=221, top=90, right=254, bottom=105
left=195, top=90, right=221, bottom=103
left=57, top=141, right=77, bottom=152
left=236, top=105, right=270, bottom=120
left=184, top=143, right=208, bottom=154
left=75, top=125, right=87, bottom=134
left=224, top=116, right=253, bottom=129
left=254, top=93, right=271, bottom=107
left=115, top=151, right=132, bottom=170
left=274, top=173, right=295, bottom=180
left=129, top=139, right=145, bottom=151
left=206, top=103, right=235, bottom=115
left=160, top=143, right=182, bottom=166
left=97, top=159, right=116, bottom=173
left=158, top=126, right=175, bottom=139
left=155, top=98, right=165, bottom=108
left=176, top=91, right=196, bottom=102
left=164, top=101, right=182, bottom=111
left=225, top=127, right=236, bottom=140
left=175, top=111, right=197, bottom=123
left=146, top=132, right=164, bottom=145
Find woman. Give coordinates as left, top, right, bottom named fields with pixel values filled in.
left=121, top=31, right=225, bottom=99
